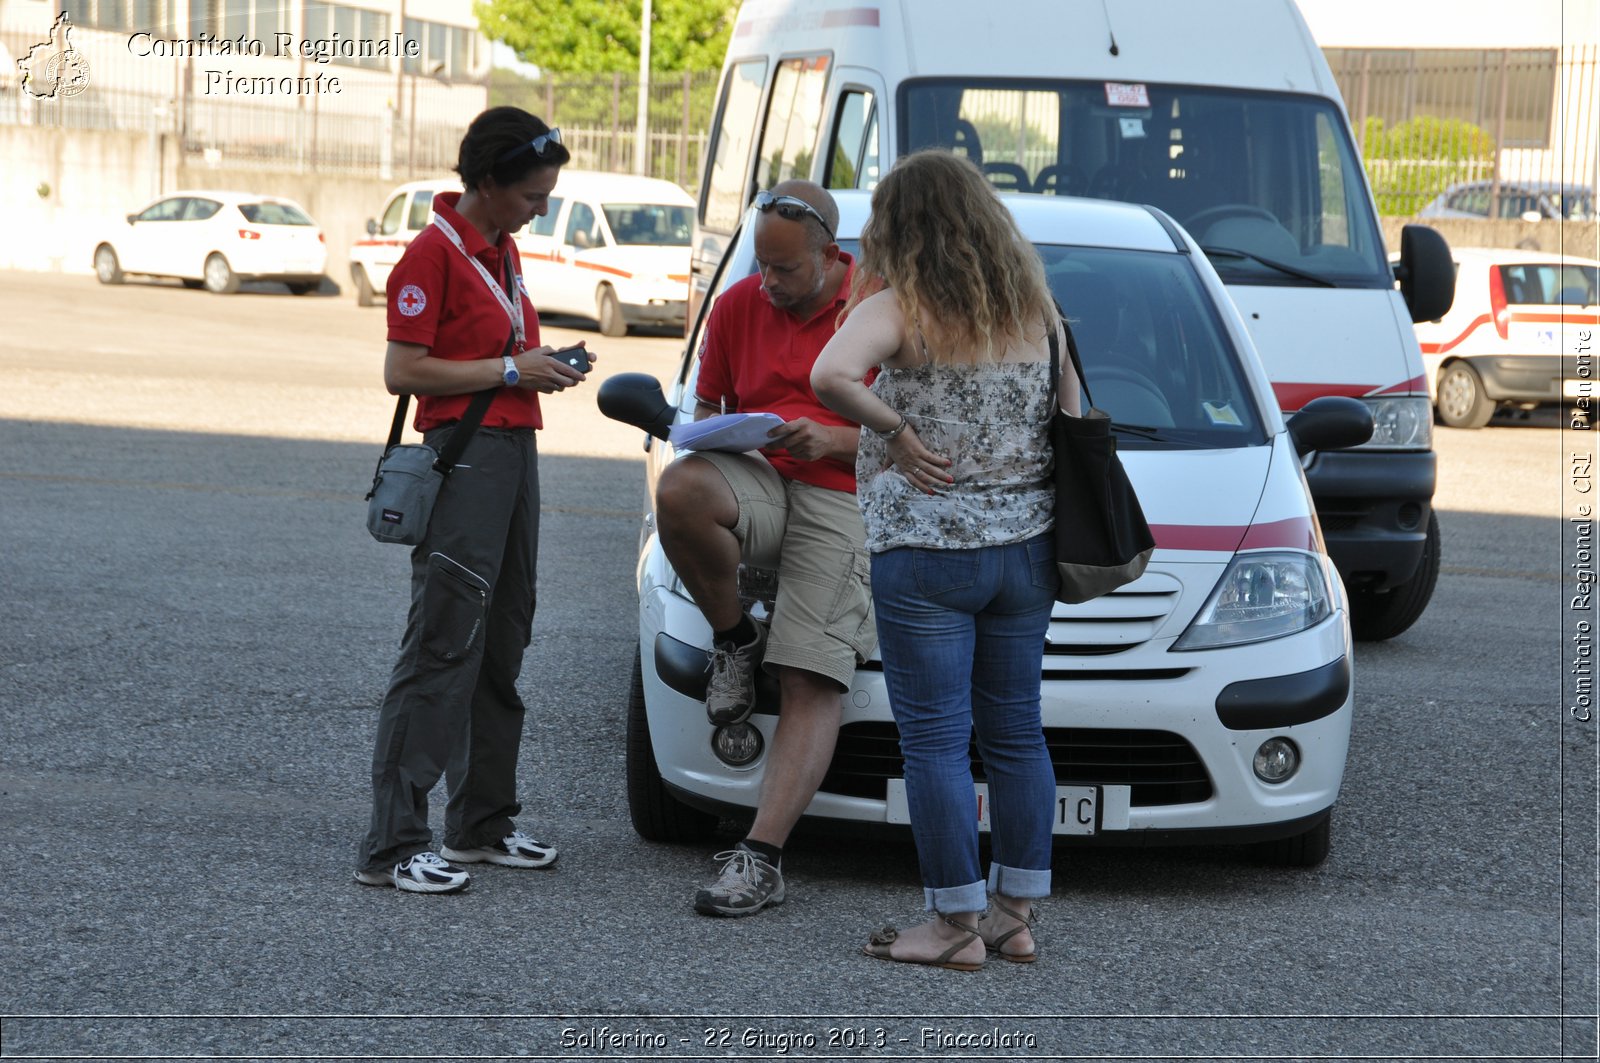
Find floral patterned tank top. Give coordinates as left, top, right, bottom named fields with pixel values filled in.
left=858, top=358, right=1056, bottom=553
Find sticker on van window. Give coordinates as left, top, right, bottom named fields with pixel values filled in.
left=1203, top=401, right=1243, bottom=427
left=1119, top=117, right=1146, bottom=139
left=1105, top=82, right=1150, bottom=108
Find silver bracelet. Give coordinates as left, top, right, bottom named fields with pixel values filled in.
left=874, top=415, right=909, bottom=441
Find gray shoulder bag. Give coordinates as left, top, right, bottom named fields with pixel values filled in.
left=365, top=252, right=517, bottom=546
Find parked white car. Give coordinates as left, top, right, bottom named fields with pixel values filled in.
left=94, top=191, right=328, bottom=294
left=1408, top=247, right=1600, bottom=428
left=349, top=171, right=694, bottom=335
left=519, top=170, right=694, bottom=336
left=606, top=191, right=1372, bottom=867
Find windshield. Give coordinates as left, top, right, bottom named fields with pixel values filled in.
left=237, top=202, right=313, bottom=225
left=602, top=203, right=693, bottom=246
left=900, top=80, right=1392, bottom=289
left=1041, top=245, right=1266, bottom=448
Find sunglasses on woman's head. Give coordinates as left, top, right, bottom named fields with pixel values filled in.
left=498, top=127, right=564, bottom=163
left=753, top=190, right=835, bottom=242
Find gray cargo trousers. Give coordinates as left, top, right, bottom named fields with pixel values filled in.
left=357, top=426, right=540, bottom=874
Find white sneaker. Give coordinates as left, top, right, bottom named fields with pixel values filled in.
left=441, top=830, right=558, bottom=869
left=353, top=851, right=471, bottom=894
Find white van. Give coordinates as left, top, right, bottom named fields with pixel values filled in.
left=350, top=170, right=695, bottom=335
left=690, top=0, right=1456, bottom=640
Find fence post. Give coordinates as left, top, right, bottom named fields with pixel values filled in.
left=1490, top=49, right=1510, bottom=216
left=1355, top=52, right=1371, bottom=153
left=679, top=70, right=692, bottom=188
left=611, top=72, right=622, bottom=170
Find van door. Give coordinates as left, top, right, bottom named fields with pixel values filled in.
left=822, top=74, right=886, bottom=191
left=694, top=56, right=771, bottom=306
left=516, top=194, right=565, bottom=312
left=552, top=199, right=605, bottom=318
left=692, top=53, right=830, bottom=319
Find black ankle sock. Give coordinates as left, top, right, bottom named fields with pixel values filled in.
left=714, top=615, right=757, bottom=649
left=740, top=838, right=782, bottom=867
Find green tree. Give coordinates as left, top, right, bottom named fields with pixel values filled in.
left=476, top=0, right=737, bottom=74
left=1360, top=115, right=1496, bottom=216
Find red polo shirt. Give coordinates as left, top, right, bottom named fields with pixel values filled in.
left=695, top=253, right=863, bottom=493
left=386, top=192, right=542, bottom=431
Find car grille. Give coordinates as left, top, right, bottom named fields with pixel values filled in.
left=821, top=721, right=1213, bottom=807
left=1042, top=571, right=1188, bottom=674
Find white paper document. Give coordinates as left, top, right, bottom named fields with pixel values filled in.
left=670, top=412, right=787, bottom=453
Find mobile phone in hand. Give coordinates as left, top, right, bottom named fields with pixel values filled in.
left=554, top=344, right=592, bottom=373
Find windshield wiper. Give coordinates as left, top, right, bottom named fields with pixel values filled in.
left=1110, top=422, right=1207, bottom=447
left=1200, top=245, right=1337, bottom=288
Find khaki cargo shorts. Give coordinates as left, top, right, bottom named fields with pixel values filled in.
left=692, top=451, right=876, bottom=690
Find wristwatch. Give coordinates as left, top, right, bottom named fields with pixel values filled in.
left=501, top=354, right=520, bottom=387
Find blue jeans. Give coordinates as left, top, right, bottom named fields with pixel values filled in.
left=871, top=533, right=1057, bottom=913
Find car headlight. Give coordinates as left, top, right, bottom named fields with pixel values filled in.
left=1355, top=396, right=1432, bottom=449
left=1172, top=551, right=1332, bottom=651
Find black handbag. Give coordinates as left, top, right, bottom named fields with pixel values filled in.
left=1046, top=315, right=1156, bottom=604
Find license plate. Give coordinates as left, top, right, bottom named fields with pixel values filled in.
left=885, top=780, right=1098, bottom=836
left=1565, top=378, right=1591, bottom=398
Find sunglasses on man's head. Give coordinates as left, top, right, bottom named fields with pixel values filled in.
left=499, top=127, right=564, bottom=163
left=753, top=190, right=835, bottom=242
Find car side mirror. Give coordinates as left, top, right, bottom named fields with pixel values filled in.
left=597, top=372, right=676, bottom=441
left=1286, top=396, right=1374, bottom=456
left=1395, top=224, right=1455, bottom=324
left=365, top=218, right=378, bottom=236
left=126, top=213, right=139, bottom=224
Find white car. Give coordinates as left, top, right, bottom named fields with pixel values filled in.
left=350, top=171, right=693, bottom=335
left=94, top=191, right=328, bottom=294
left=1408, top=246, right=1600, bottom=428
left=607, top=191, right=1372, bottom=867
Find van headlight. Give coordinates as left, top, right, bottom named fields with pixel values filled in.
left=1173, top=552, right=1331, bottom=650
left=1355, top=397, right=1432, bottom=449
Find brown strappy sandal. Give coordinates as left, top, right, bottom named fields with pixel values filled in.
left=862, top=913, right=985, bottom=972
left=979, top=898, right=1038, bottom=964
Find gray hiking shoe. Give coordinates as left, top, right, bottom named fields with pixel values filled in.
left=693, top=846, right=785, bottom=917
left=705, top=620, right=766, bottom=726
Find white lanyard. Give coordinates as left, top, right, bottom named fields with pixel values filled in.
left=431, top=215, right=526, bottom=351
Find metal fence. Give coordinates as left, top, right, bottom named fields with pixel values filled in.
left=1328, top=45, right=1599, bottom=215
left=489, top=69, right=718, bottom=190
left=4, top=38, right=1596, bottom=212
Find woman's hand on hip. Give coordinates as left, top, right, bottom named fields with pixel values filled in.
left=888, top=426, right=952, bottom=494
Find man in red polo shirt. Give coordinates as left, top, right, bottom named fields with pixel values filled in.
left=654, top=181, right=874, bottom=917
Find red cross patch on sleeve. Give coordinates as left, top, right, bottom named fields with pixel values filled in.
left=396, top=284, right=427, bottom=317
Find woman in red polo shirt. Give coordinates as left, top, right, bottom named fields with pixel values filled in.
left=354, top=107, right=593, bottom=895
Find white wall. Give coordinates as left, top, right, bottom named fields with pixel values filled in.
left=1296, top=0, right=1599, bottom=48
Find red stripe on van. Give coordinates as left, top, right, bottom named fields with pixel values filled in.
left=1270, top=382, right=1378, bottom=410
left=821, top=7, right=881, bottom=27
left=1418, top=313, right=1492, bottom=355
left=1508, top=311, right=1600, bottom=326
left=577, top=261, right=633, bottom=279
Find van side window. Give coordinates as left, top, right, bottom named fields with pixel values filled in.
left=826, top=89, right=879, bottom=190
left=379, top=194, right=406, bottom=236
left=406, top=191, right=433, bottom=231
left=566, top=202, right=600, bottom=249
left=755, top=55, right=831, bottom=190
left=529, top=197, right=564, bottom=238
left=703, top=58, right=770, bottom=234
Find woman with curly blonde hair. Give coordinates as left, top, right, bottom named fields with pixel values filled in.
left=812, top=149, right=1079, bottom=970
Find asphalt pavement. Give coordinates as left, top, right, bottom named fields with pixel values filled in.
left=0, top=272, right=1592, bottom=1061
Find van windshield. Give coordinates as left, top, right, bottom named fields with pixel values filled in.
left=602, top=203, right=693, bottom=246
left=901, top=80, right=1392, bottom=289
